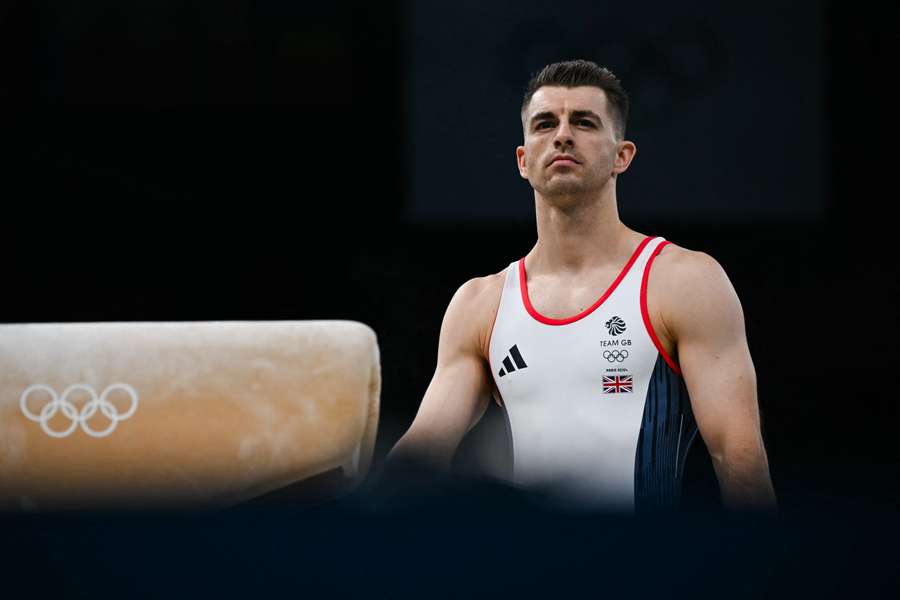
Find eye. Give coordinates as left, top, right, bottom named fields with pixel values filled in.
left=536, top=121, right=554, bottom=130
left=578, top=119, right=595, bottom=127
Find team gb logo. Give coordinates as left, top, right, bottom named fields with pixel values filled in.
left=605, top=316, right=627, bottom=336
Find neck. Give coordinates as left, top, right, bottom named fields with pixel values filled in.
left=528, top=181, right=641, bottom=274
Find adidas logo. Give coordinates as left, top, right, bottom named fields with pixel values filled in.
left=497, top=344, right=527, bottom=377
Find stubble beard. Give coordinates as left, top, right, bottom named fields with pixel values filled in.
left=535, top=169, right=605, bottom=211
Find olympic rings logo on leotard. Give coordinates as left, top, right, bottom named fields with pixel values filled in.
left=19, top=383, right=139, bottom=438
left=602, top=350, right=629, bottom=363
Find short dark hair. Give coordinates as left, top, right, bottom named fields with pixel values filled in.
left=521, top=60, right=630, bottom=139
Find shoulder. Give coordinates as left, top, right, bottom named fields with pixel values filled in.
left=650, top=242, right=744, bottom=335
left=452, top=269, right=505, bottom=303
left=443, top=268, right=507, bottom=359
left=652, top=243, right=731, bottom=292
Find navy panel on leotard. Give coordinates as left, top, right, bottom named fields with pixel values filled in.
left=634, top=355, right=699, bottom=512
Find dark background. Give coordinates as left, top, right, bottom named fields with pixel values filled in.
left=407, top=1, right=827, bottom=224
left=1, top=1, right=898, bottom=597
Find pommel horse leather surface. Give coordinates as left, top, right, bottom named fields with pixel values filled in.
left=0, top=321, right=381, bottom=511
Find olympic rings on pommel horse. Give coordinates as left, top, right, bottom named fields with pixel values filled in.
left=0, top=321, right=381, bottom=511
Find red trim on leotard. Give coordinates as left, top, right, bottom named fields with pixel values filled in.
left=520, top=236, right=655, bottom=326
left=640, top=240, right=682, bottom=376
left=485, top=268, right=505, bottom=406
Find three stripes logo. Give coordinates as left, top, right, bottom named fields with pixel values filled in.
left=497, top=344, right=527, bottom=377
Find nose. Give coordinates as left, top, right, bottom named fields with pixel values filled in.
left=553, top=120, right=574, bottom=148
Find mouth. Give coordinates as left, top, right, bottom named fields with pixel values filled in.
left=548, top=156, right=580, bottom=168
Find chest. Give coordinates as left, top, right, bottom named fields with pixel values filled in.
left=489, top=303, right=659, bottom=418
left=526, top=271, right=621, bottom=318
left=520, top=271, right=674, bottom=358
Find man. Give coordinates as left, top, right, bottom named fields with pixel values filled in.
left=385, top=60, right=776, bottom=513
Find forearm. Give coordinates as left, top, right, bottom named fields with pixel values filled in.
left=387, top=429, right=458, bottom=472
left=712, top=449, right=778, bottom=512
left=354, top=435, right=458, bottom=506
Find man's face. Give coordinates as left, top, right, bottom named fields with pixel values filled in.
left=516, top=86, right=634, bottom=198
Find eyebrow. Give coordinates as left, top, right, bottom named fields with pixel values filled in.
left=529, top=110, right=603, bottom=127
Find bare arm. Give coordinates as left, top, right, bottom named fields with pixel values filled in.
left=386, top=277, right=494, bottom=471
left=663, top=250, right=777, bottom=512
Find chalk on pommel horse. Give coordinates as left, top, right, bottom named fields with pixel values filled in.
left=0, top=321, right=381, bottom=511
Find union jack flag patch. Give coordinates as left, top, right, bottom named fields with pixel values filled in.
left=602, top=374, right=633, bottom=394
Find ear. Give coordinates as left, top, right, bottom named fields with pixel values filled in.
left=612, top=140, right=637, bottom=175
left=516, top=145, right=528, bottom=179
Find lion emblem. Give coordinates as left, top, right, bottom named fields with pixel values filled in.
left=605, top=316, right=627, bottom=336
